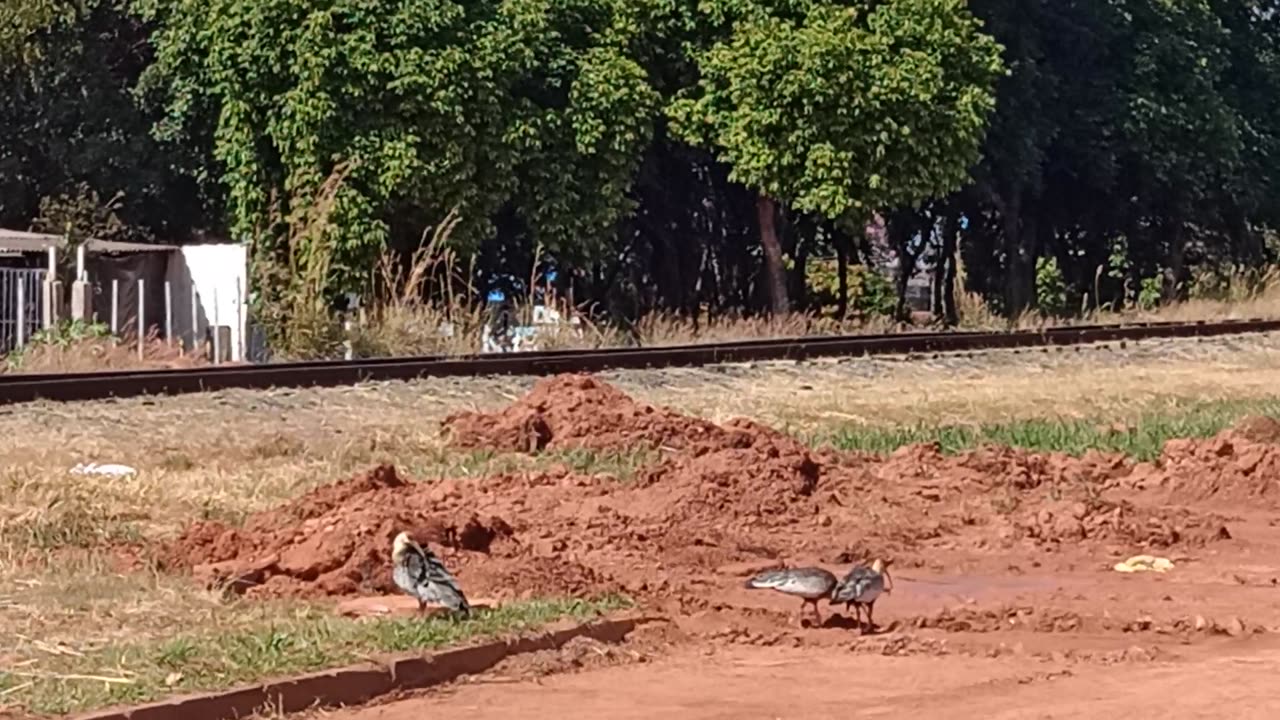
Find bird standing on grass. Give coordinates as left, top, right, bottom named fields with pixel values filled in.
left=830, top=558, right=893, bottom=633
left=391, top=531, right=471, bottom=617
left=744, top=567, right=839, bottom=626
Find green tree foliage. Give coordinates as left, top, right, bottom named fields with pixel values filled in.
left=669, top=0, right=1004, bottom=311
left=4, top=0, right=1280, bottom=333
left=0, top=0, right=206, bottom=239
left=959, top=0, right=1280, bottom=315
left=674, top=0, right=1002, bottom=219
left=137, top=0, right=658, bottom=293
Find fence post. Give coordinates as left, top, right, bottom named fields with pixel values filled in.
left=110, top=279, right=119, bottom=345
left=70, top=242, right=91, bottom=322
left=42, top=247, right=57, bottom=330
left=190, top=281, right=198, bottom=354
left=16, top=281, right=25, bottom=349
left=137, top=278, right=145, bottom=360
left=212, top=287, right=221, bottom=365
left=164, top=281, right=173, bottom=346
left=235, top=276, right=245, bottom=362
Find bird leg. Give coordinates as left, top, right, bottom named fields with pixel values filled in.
left=849, top=602, right=863, bottom=632
left=800, top=599, right=822, bottom=627
left=864, top=601, right=877, bottom=634
left=417, top=598, right=427, bottom=615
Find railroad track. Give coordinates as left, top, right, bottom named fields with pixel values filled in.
left=1, top=317, right=1277, bottom=405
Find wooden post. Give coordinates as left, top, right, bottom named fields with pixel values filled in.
left=110, top=279, right=119, bottom=344
left=16, top=281, right=25, bottom=348
left=212, top=287, right=221, bottom=365
left=76, top=243, right=86, bottom=281
left=164, top=281, right=173, bottom=346
left=43, top=248, right=57, bottom=330
left=190, top=281, right=198, bottom=354
left=137, top=279, right=145, bottom=360
left=235, top=276, right=245, bottom=362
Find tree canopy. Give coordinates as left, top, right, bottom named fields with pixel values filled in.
left=2, top=0, right=1279, bottom=328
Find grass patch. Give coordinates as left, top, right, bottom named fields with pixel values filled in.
left=822, top=396, right=1280, bottom=461
left=0, top=595, right=629, bottom=716
left=405, top=446, right=658, bottom=482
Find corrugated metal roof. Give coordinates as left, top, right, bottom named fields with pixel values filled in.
left=0, top=229, right=178, bottom=254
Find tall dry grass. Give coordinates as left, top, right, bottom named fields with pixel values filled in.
left=2, top=322, right=215, bottom=374
left=1006, top=264, right=1280, bottom=329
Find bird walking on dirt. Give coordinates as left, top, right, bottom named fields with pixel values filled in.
left=830, top=558, right=893, bottom=633
left=391, top=531, right=471, bottom=617
left=744, top=566, right=839, bottom=626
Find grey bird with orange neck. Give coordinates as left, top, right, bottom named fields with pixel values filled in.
left=744, top=566, right=839, bottom=626
left=830, top=558, right=893, bottom=633
left=391, top=531, right=471, bottom=617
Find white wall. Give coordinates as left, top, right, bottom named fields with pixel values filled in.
left=164, top=244, right=248, bottom=362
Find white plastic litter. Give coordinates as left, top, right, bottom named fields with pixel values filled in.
left=70, top=462, right=138, bottom=478
left=1113, top=555, right=1174, bottom=573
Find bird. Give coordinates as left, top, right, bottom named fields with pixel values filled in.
left=744, top=566, right=839, bottom=626
left=830, top=558, right=893, bottom=633
left=391, top=531, right=471, bottom=617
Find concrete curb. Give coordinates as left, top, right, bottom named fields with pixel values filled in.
left=74, top=613, right=662, bottom=720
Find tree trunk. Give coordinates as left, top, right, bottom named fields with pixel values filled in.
left=889, top=214, right=915, bottom=322
left=1166, top=219, right=1185, bottom=300
left=792, top=234, right=809, bottom=311
left=1000, top=192, right=1037, bottom=317
left=835, top=229, right=849, bottom=319
left=1001, top=199, right=1023, bottom=316
left=941, top=213, right=959, bottom=327
left=931, top=249, right=944, bottom=321
left=756, top=193, right=789, bottom=314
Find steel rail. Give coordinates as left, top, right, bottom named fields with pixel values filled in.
left=1, top=317, right=1277, bottom=405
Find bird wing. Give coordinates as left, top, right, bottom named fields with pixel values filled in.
left=404, top=544, right=471, bottom=612
left=832, top=567, right=872, bottom=603
left=745, top=569, right=792, bottom=589
left=747, top=568, right=835, bottom=598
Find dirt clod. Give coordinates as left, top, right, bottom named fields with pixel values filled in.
left=1125, top=417, right=1280, bottom=504
left=441, top=374, right=728, bottom=452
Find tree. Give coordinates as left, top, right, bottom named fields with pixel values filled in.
left=0, top=0, right=207, bottom=239
left=955, top=0, right=1280, bottom=315
left=669, top=0, right=1004, bottom=313
left=137, top=0, right=503, bottom=293
left=138, top=0, right=661, bottom=300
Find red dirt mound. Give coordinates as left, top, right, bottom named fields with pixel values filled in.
left=160, top=376, right=1246, bottom=606
left=633, top=418, right=822, bottom=524
left=441, top=373, right=730, bottom=452
left=1125, top=416, right=1280, bottom=504
left=160, top=464, right=610, bottom=600
left=840, top=442, right=1227, bottom=551
left=1014, top=498, right=1230, bottom=548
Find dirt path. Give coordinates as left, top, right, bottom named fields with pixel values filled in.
left=329, top=637, right=1280, bottom=720
left=322, top=544, right=1280, bottom=719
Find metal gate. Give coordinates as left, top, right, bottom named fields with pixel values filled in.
left=0, top=268, right=47, bottom=353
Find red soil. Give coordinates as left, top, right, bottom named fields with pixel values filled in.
left=152, top=375, right=1280, bottom=719
left=163, top=374, right=1241, bottom=608
left=1124, top=416, right=1280, bottom=504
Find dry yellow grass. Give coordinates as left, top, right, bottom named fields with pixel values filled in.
left=2, top=329, right=213, bottom=375
left=3, top=330, right=1280, bottom=715
left=300, top=265, right=1280, bottom=358
left=7, top=263, right=1280, bottom=373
